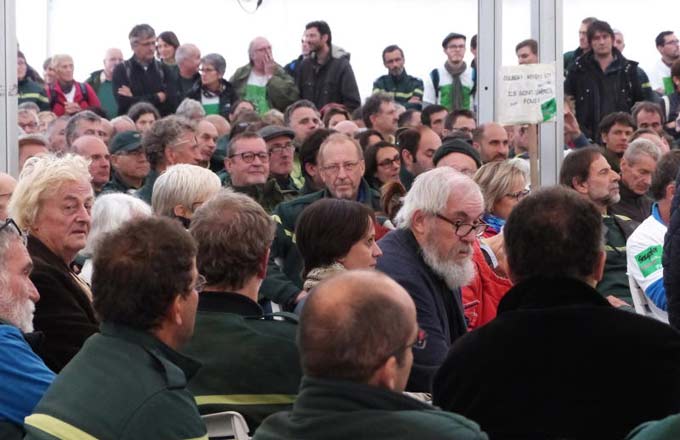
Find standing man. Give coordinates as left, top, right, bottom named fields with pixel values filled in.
left=113, top=24, right=178, bottom=116
left=372, top=45, right=424, bottom=110
left=230, top=37, right=299, bottom=114
left=563, top=17, right=598, bottom=74
left=24, top=217, right=207, bottom=440
left=565, top=20, right=649, bottom=142
left=648, top=31, right=680, bottom=96
left=296, top=21, right=361, bottom=112
left=86, top=48, right=124, bottom=119
left=424, top=33, right=474, bottom=111
left=377, top=167, right=484, bottom=392
left=174, top=44, right=201, bottom=101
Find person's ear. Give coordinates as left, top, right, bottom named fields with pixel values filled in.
left=411, top=209, right=429, bottom=236
left=170, top=294, right=184, bottom=326
left=572, top=177, right=589, bottom=195
left=305, top=162, right=317, bottom=177
left=258, top=249, right=270, bottom=279
left=173, top=205, right=191, bottom=219
left=368, top=356, right=398, bottom=391
left=666, top=182, right=676, bottom=201
left=591, top=249, right=607, bottom=284
left=401, top=149, right=414, bottom=167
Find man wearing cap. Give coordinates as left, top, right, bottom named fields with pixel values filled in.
left=102, top=131, right=150, bottom=194
left=424, top=33, right=474, bottom=111
left=259, top=125, right=300, bottom=192
left=433, top=137, right=482, bottom=177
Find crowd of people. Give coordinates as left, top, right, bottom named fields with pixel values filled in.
left=4, top=15, right=680, bottom=440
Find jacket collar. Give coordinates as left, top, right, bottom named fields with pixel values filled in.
left=27, top=235, right=73, bottom=269
left=497, top=276, right=610, bottom=315
left=294, top=376, right=436, bottom=413
left=197, top=291, right=262, bottom=316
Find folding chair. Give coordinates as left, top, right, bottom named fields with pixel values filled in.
left=202, top=411, right=251, bottom=440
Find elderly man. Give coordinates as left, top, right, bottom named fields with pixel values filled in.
left=64, top=110, right=106, bottom=148
left=0, top=220, right=54, bottom=436
left=71, top=135, right=111, bottom=195
left=398, top=126, right=442, bottom=190
left=0, top=174, right=16, bottom=221
left=18, top=135, right=49, bottom=170
left=24, top=217, right=207, bottom=440
left=18, top=108, right=40, bottom=135
left=560, top=146, right=639, bottom=306
left=230, top=37, right=299, bottom=113
left=102, top=131, right=149, bottom=194
left=376, top=167, right=484, bottom=392
left=185, top=190, right=301, bottom=434
left=196, top=118, right=218, bottom=168
left=224, top=132, right=295, bottom=213
left=433, top=186, right=680, bottom=439
left=611, top=139, right=661, bottom=222
left=174, top=44, right=201, bottom=100
left=86, top=48, right=124, bottom=118
left=259, top=125, right=299, bottom=191
left=113, top=24, right=177, bottom=116
left=263, top=133, right=381, bottom=309
left=9, top=155, right=98, bottom=372
left=627, top=151, right=680, bottom=320
left=472, top=122, right=509, bottom=163
left=46, top=54, right=101, bottom=117
left=135, top=115, right=202, bottom=203
left=46, top=116, right=69, bottom=154
left=254, top=271, right=488, bottom=440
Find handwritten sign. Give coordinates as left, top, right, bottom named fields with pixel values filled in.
left=497, top=64, right=557, bottom=125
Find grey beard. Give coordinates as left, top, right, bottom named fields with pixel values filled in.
left=421, top=243, right=476, bottom=290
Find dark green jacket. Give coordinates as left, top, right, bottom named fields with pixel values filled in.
left=100, top=171, right=142, bottom=196
left=599, top=213, right=639, bottom=304
left=24, top=323, right=207, bottom=440
left=183, top=291, right=301, bottom=433
left=372, top=70, right=424, bottom=110
left=230, top=64, right=299, bottom=113
left=135, top=168, right=159, bottom=205
left=260, top=179, right=382, bottom=307
left=253, top=376, right=488, bottom=440
left=225, top=177, right=298, bottom=215
left=627, top=414, right=680, bottom=439
left=86, top=69, right=118, bottom=119
left=18, top=78, right=49, bottom=111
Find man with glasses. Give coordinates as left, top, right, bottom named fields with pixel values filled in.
left=649, top=31, right=680, bottom=96
left=24, top=217, right=207, bottom=440
left=224, top=132, right=295, bottom=214
left=424, top=32, right=474, bottom=111
left=262, top=133, right=382, bottom=310
left=434, top=186, right=680, bottom=439
left=376, top=167, right=485, bottom=392
left=112, top=23, right=177, bottom=116
left=102, top=131, right=150, bottom=194
left=254, top=270, right=488, bottom=440
left=0, top=219, right=54, bottom=437
left=259, top=125, right=300, bottom=192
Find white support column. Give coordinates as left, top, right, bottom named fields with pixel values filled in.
left=476, top=0, right=503, bottom=124
left=531, top=0, right=564, bottom=187
left=1, top=0, right=18, bottom=176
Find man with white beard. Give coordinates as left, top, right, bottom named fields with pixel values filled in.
left=377, top=167, right=483, bottom=393
left=0, top=219, right=54, bottom=435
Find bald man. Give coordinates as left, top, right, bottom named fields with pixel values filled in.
left=86, top=48, right=124, bottom=118
left=71, top=135, right=111, bottom=194
left=254, top=270, right=487, bottom=440
left=0, top=173, right=17, bottom=221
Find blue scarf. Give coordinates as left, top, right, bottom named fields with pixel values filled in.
left=483, top=213, right=505, bottom=235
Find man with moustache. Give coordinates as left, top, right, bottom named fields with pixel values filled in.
left=372, top=45, right=424, bottom=110
left=377, top=167, right=484, bottom=392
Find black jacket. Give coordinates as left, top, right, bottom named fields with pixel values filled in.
left=112, top=57, right=178, bottom=116
left=185, top=79, right=238, bottom=119
left=433, top=276, right=680, bottom=440
left=296, top=50, right=361, bottom=112
left=565, top=49, right=648, bottom=141
left=664, top=175, right=680, bottom=330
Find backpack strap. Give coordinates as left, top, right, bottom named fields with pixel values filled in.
left=430, top=68, right=440, bottom=100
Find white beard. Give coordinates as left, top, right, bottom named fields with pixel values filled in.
left=421, top=238, right=476, bottom=290
left=0, top=291, right=35, bottom=333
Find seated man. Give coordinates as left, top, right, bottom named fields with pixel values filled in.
left=627, top=151, right=680, bottom=317
left=258, top=125, right=300, bottom=192
left=254, top=270, right=487, bottom=440
left=611, top=138, right=661, bottom=222
left=185, top=189, right=301, bottom=433
left=0, top=220, right=54, bottom=438
left=433, top=186, right=680, bottom=439
left=24, top=217, right=206, bottom=440
left=102, top=131, right=150, bottom=194
left=560, top=146, right=639, bottom=305
left=599, top=112, right=636, bottom=173
left=377, top=167, right=483, bottom=392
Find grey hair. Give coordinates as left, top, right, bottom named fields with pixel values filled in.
left=151, top=164, right=221, bottom=218
left=175, top=44, right=200, bottom=65
left=176, top=98, right=206, bottom=120
left=18, top=102, right=40, bottom=114
left=474, top=159, right=529, bottom=213
left=201, top=53, right=227, bottom=76
left=18, top=108, right=39, bottom=123
left=395, top=167, right=483, bottom=229
left=142, top=115, right=195, bottom=169
left=624, top=138, right=661, bottom=165
left=128, top=24, right=155, bottom=43
left=82, top=193, right=152, bottom=257
left=65, top=110, right=101, bottom=147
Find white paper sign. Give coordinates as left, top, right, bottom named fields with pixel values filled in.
left=497, top=63, right=557, bottom=125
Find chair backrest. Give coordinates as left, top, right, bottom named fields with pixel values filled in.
left=202, top=411, right=251, bottom=440
left=628, top=274, right=669, bottom=324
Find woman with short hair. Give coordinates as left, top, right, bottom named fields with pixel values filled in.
left=187, top=53, right=238, bottom=118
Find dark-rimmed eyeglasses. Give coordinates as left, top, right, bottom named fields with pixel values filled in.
left=268, top=143, right=295, bottom=156
left=377, top=155, right=401, bottom=168
left=0, top=218, right=25, bottom=243
left=320, top=160, right=361, bottom=175
left=229, top=151, right=270, bottom=163
left=435, top=213, right=487, bottom=237
left=192, top=274, right=207, bottom=293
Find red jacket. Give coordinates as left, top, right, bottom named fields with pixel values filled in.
left=462, top=240, right=512, bottom=330
left=46, top=81, right=101, bottom=116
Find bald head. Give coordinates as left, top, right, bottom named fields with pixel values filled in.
left=0, top=173, right=17, bottom=221
left=333, top=120, right=360, bottom=136
left=204, top=114, right=230, bottom=137
left=299, top=270, right=416, bottom=387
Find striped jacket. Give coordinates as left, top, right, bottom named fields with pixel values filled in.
left=372, top=70, right=424, bottom=110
